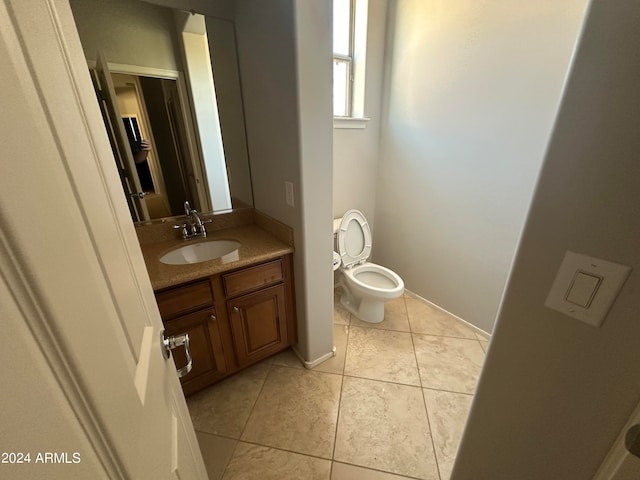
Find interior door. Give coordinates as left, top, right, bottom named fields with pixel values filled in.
left=0, top=1, right=205, bottom=478
left=94, top=51, right=151, bottom=222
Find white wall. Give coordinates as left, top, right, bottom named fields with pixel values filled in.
left=333, top=0, right=388, bottom=229
left=70, top=0, right=181, bottom=71
left=373, top=0, right=587, bottom=333
left=235, top=0, right=334, bottom=364
left=141, top=0, right=235, bottom=20
left=454, top=0, right=640, bottom=476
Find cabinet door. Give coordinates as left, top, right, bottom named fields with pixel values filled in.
left=164, top=307, right=227, bottom=395
left=228, top=284, right=288, bottom=366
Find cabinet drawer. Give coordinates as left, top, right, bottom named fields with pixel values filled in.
left=156, top=280, right=214, bottom=319
left=223, top=259, right=283, bottom=297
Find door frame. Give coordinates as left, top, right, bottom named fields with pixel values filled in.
left=594, top=399, right=640, bottom=479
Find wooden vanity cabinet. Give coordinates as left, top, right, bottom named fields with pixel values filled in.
left=223, top=258, right=293, bottom=367
left=155, top=254, right=296, bottom=395
left=156, top=279, right=227, bottom=396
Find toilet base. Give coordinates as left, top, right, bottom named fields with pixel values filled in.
left=340, top=292, right=385, bottom=323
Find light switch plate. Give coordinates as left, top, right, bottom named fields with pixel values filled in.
left=545, top=251, right=632, bottom=327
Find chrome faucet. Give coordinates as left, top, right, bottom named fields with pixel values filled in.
left=184, top=201, right=202, bottom=227
left=174, top=201, right=212, bottom=239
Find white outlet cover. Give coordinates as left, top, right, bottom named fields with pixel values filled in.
left=545, top=251, right=632, bottom=327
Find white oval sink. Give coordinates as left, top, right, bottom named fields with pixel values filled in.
left=160, top=240, right=241, bottom=265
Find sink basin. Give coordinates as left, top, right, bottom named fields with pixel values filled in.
left=160, top=240, right=241, bottom=265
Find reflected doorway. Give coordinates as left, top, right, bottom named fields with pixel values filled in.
left=90, top=57, right=213, bottom=222
left=108, top=71, right=205, bottom=220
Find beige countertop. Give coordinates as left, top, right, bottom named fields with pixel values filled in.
left=141, top=224, right=294, bottom=291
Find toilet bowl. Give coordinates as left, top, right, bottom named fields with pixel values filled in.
left=335, top=209, right=404, bottom=323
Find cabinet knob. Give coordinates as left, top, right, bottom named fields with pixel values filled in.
left=233, top=306, right=239, bottom=313
left=210, top=314, right=217, bottom=321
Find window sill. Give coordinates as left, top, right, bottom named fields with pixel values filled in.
left=333, top=117, right=370, bottom=129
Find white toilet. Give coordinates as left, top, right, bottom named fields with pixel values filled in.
left=334, top=209, right=404, bottom=323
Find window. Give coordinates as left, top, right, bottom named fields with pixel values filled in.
left=333, top=0, right=353, bottom=117
left=333, top=0, right=368, bottom=127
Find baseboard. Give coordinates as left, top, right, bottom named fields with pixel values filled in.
left=291, top=345, right=336, bottom=369
left=404, top=289, right=492, bottom=339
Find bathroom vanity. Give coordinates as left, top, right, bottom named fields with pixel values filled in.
left=138, top=210, right=297, bottom=396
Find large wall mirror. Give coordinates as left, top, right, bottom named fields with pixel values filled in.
left=69, top=0, right=253, bottom=223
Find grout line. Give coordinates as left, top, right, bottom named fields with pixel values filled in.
left=421, top=386, right=475, bottom=397
left=342, top=373, right=422, bottom=389
left=350, top=323, right=413, bottom=334
left=331, top=375, right=345, bottom=466
left=477, top=338, right=489, bottom=354
left=228, top=440, right=427, bottom=480
left=408, top=301, right=444, bottom=480
left=331, top=317, right=351, bottom=462
left=405, top=294, right=422, bottom=388
left=219, top=438, right=242, bottom=480
left=407, top=292, right=442, bottom=480
left=193, top=430, right=242, bottom=442
left=232, top=439, right=334, bottom=462
left=237, top=359, right=273, bottom=441
left=421, top=388, right=443, bottom=480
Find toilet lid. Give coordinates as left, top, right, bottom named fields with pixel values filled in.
left=337, top=209, right=372, bottom=267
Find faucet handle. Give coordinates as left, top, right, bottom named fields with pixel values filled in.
left=196, top=218, right=212, bottom=237
left=173, top=223, right=189, bottom=239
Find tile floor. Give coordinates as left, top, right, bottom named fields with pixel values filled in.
left=187, top=290, right=490, bottom=480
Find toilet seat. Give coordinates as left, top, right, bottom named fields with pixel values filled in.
left=342, top=262, right=403, bottom=296
left=337, top=209, right=372, bottom=268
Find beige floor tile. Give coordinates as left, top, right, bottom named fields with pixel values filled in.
left=196, top=432, right=238, bottom=480
left=334, top=377, right=439, bottom=479
left=423, top=389, right=473, bottom=480
left=478, top=339, right=489, bottom=353
left=222, top=442, right=331, bottom=480
left=270, top=347, right=305, bottom=369
left=344, top=326, right=420, bottom=386
left=406, top=296, right=476, bottom=339
left=350, top=296, right=411, bottom=332
left=413, top=334, right=485, bottom=394
left=187, top=361, right=271, bottom=438
left=331, top=462, right=415, bottom=479
left=315, top=324, right=349, bottom=375
left=242, top=366, right=342, bottom=458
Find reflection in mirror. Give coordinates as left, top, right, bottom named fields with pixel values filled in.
left=115, top=72, right=202, bottom=219
left=69, top=0, right=254, bottom=222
